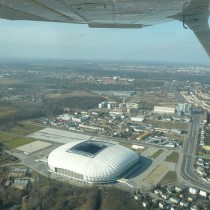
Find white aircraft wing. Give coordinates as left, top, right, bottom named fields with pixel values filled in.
left=173, top=0, right=210, bottom=57
left=0, top=0, right=209, bottom=57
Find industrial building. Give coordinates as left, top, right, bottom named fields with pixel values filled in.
left=130, top=115, right=144, bottom=122
left=48, top=140, right=139, bottom=183
left=153, top=106, right=175, bottom=115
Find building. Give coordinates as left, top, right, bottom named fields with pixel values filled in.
left=189, top=187, right=199, bottom=195
left=175, top=185, right=187, bottom=193
left=57, top=114, right=72, bottom=121
left=208, top=112, right=210, bottom=125
left=130, top=115, right=144, bottom=122
left=48, top=140, right=139, bottom=184
left=98, top=101, right=107, bottom=109
left=126, top=103, right=139, bottom=109
left=107, top=102, right=117, bottom=109
left=188, top=195, right=198, bottom=202
left=180, top=201, right=189, bottom=208
left=203, top=111, right=208, bottom=123
left=199, top=190, right=208, bottom=197
left=170, top=196, right=180, bottom=204
left=154, top=106, right=175, bottom=115
left=12, top=179, right=30, bottom=190
left=177, top=103, right=192, bottom=115
left=161, top=193, right=169, bottom=200
left=131, top=145, right=144, bottom=150
left=9, top=168, right=28, bottom=178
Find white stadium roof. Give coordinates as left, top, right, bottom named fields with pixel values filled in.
left=48, top=140, right=139, bottom=183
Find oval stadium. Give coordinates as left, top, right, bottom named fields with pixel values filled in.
left=48, top=140, right=139, bottom=183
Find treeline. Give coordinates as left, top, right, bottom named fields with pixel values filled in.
left=0, top=103, right=46, bottom=127
left=19, top=179, right=139, bottom=210
left=44, top=96, right=104, bottom=111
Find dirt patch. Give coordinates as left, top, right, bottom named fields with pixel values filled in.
left=159, top=171, right=178, bottom=185
left=144, top=164, right=168, bottom=185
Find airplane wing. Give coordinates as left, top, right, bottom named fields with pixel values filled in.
left=0, top=0, right=209, bottom=57
left=173, top=0, right=210, bottom=57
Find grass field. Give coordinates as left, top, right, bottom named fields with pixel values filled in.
left=0, top=122, right=43, bottom=149
left=144, top=164, right=168, bottom=184
left=0, top=132, right=18, bottom=141
left=0, top=78, right=23, bottom=85
left=198, top=155, right=210, bottom=160
left=137, top=92, right=178, bottom=107
left=165, top=151, right=179, bottom=163
left=0, top=107, right=18, bottom=118
left=144, top=119, right=189, bottom=130
left=45, top=91, right=97, bottom=99
left=150, top=149, right=164, bottom=159
left=119, top=142, right=132, bottom=148
left=10, top=122, right=44, bottom=135
left=159, top=171, right=178, bottom=185
left=4, top=137, right=35, bottom=149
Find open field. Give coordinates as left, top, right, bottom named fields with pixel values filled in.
left=4, top=137, right=35, bottom=149
left=0, top=132, right=18, bottom=141
left=0, top=122, right=42, bottom=149
left=137, top=92, right=178, bottom=107
left=118, top=142, right=132, bottom=148
left=144, top=164, right=168, bottom=185
left=0, top=107, right=18, bottom=118
left=0, top=122, right=44, bottom=142
left=0, top=78, right=23, bottom=85
left=150, top=149, right=164, bottom=159
left=10, top=122, right=44, bottom=135
left=161, top=132, right=185, bottom=142
left=198, top=155, right=210, bottom=160
left=165, top=151, right=179, bottom=163
left=159, top=171, right=178, bottom=185
left=45, top=91, right=98, bottom=99
left=144, top=119, right=189, bottom=130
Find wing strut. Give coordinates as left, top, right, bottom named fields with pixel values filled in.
left=182, top=2, right=189, bottom=29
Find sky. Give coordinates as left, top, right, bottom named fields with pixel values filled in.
left=0, top=18, right=209, bottom=65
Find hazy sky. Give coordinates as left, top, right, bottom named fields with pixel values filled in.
left=0, top=18, right=209, bottom=65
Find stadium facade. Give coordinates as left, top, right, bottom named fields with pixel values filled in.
left=48, top=140, right=139, bottom=183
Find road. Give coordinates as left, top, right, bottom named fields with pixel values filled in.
left=180, top=113, right=210, bottom=192
left=172, top=85, right=186, bottom=103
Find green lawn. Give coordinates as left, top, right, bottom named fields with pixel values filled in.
left=9, top=122, right=44, bottom=136
left=0, top=122, right=43, bottom=149
left=0, top=132, right=18, bottom=142
left=9, top=122, right=44, bottom=135
left=150, top=149, right=164, bottom=159
left=165, top=151, right=179, bottom=163
left=198, top=155, right=210, bottom=160
left=0, top=108, right=18, bottom=117
left=4, top=137, right=35, bottom=149
left=159, top=171, right=178, bottom=185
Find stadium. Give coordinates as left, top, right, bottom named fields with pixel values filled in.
left=48, top=140, right=139, bottom=183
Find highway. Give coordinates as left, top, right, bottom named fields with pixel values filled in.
left=180, top=113, right=210, bottom=192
